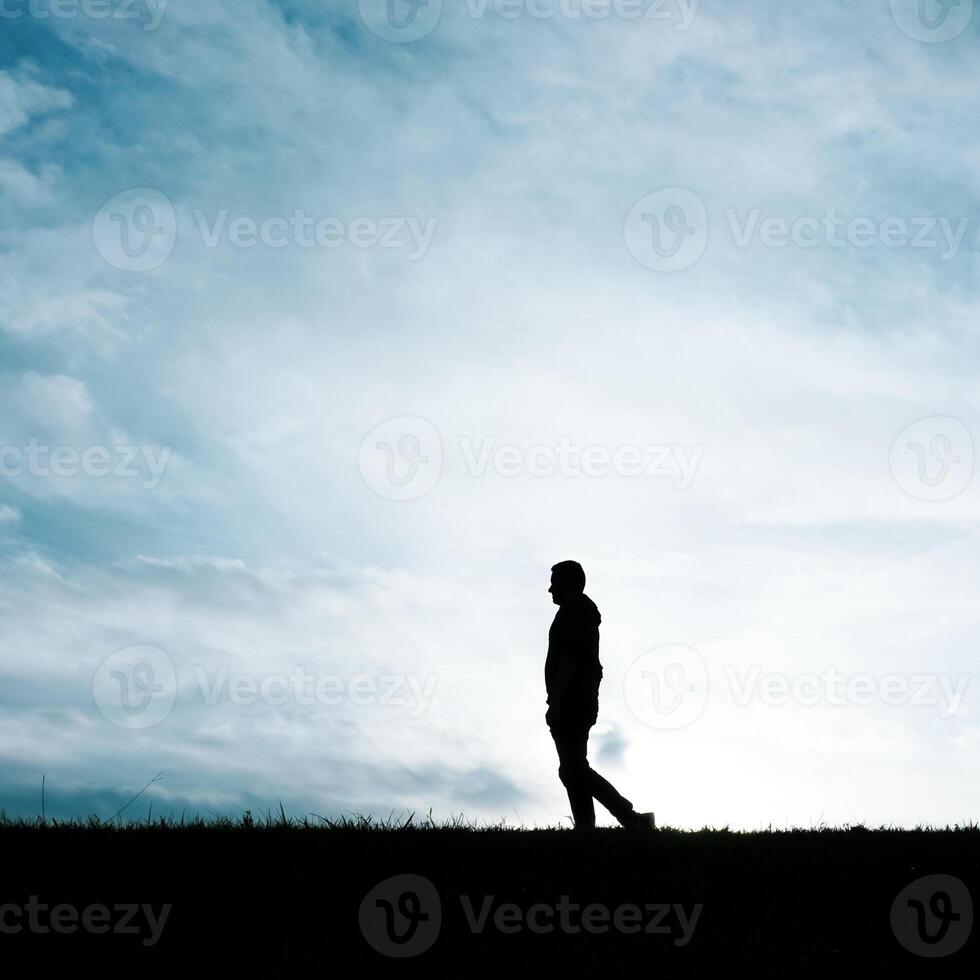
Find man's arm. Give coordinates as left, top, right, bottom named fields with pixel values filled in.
left=546, top=607, right=589, bottom=720
left=548, top=655, right=573, bottom=718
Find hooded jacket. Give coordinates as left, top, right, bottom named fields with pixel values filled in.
left=545, top=593, right=603, bottom=717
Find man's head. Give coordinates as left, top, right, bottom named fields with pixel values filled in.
left=549, top=560, right=586, bottom=605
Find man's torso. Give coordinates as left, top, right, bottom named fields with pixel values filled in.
left=545, top=594, right=603, bottom=717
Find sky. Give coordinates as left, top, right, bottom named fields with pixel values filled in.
left=0, top=0, right=979, bottom=829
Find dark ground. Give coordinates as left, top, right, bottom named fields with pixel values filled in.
left=1, top=815, right=977, bottom=977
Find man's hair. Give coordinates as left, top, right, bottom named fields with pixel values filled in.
left=551, top=560, right=586, bottom=592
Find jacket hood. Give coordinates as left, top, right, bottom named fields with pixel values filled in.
left=566, top=592, right=600, bottom=626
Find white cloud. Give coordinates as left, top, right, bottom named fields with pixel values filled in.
left=0, top=68, right=72, bottom=137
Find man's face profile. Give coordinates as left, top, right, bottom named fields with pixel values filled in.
left=548, top=571, right=572, bottom=606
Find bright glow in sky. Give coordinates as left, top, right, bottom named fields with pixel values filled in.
left=1, top=0, right=979, bottom=828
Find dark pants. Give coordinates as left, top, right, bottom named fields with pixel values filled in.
left=548, top=711, right=634, bottom=830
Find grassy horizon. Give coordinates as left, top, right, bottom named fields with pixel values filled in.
left=4, top=807, right=980, bottom=834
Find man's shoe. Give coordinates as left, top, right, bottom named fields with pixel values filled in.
left=623, top=811, right=656, bottom=830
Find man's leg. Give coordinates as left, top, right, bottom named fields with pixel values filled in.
left=549, top=719, right=596, bottom=830
left=551, top=716, right=637, bottom=828
left=586, top=763, right=636, bottom=826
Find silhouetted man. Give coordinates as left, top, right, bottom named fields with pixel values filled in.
left=546, top=560, right=654, bottom=831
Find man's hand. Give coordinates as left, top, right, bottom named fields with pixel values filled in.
left=546, top=701, right=562, bottom=726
